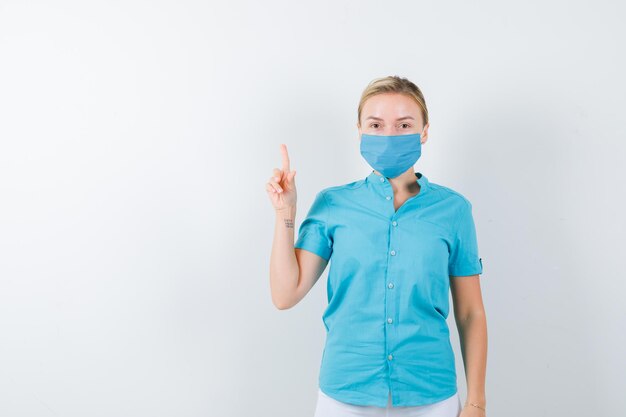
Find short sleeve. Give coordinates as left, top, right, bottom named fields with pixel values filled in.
left=448, top=200, right=483, bottom=277
left=294, top=191, right=333, bottom=261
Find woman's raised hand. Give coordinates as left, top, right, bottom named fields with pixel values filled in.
left=266, top=144, right=297, bottom=211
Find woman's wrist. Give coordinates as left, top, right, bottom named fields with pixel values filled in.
left=464, top=400, right=487, bottom=411
left=275, top=205, right=296, bottom=214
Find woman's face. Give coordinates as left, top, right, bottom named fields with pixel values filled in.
left=357, top=93, right=429, bottom=144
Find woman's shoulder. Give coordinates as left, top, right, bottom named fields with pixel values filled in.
left=426, top=179, right=474, bottom=208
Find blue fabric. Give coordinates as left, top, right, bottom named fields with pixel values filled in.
left=294, top=170, right=483, bottom=407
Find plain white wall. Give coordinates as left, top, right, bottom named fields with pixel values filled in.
left=1, top=0, right=624, bottom=416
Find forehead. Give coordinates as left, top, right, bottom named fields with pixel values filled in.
left=362, top=93, right=422, bottom=123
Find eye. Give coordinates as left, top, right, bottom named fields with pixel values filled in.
left=400, top=123, right=411, bottom=129
left=370, top=123, right=380, bottom=129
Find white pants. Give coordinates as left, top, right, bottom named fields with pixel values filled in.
left=313, top=388, right=461, bottom=417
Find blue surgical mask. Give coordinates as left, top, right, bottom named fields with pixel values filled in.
left=359, top=132, right=422, bottom=178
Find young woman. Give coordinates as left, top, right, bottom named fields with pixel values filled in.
left=267, top=76, right=488, bottom=417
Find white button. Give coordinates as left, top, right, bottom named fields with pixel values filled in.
left=392, top=221, right=397, bottom=226
left=388, top=354, right=393, bottom=360
left=388, top=282, right=394, bottom=289
left=386, top=196, right=391, bottom=200
left=380, top=177, right=385, bottom=182
left=390, top=250, right=396, bottom=256
left=387, top=318, right=393, bottom=324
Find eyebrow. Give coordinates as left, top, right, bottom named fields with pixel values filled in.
left=365, top=116, right=415, bottom=121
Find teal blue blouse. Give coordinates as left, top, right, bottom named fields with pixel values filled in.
left=294, top=170, right=483, bottom=407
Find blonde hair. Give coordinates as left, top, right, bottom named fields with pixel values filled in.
left=357, top=75, right=429, bottom=128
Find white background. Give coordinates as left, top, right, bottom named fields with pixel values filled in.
left=1, top=1, right=624, bottom=416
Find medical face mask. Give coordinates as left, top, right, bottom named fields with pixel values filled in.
left=359, top=132, right=422, bottom=178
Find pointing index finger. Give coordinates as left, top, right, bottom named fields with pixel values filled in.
left=280, top=144, right=291, bottom=173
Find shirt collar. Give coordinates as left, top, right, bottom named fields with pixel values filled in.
left=365, top=169, right=429, bottom=196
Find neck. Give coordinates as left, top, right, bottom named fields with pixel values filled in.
left=373, top=169, right=420, bottom=194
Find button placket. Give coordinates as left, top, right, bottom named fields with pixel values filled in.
left=386, top=207, right=400, bottom=370
left=379, top=176, right=392, bottom=202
